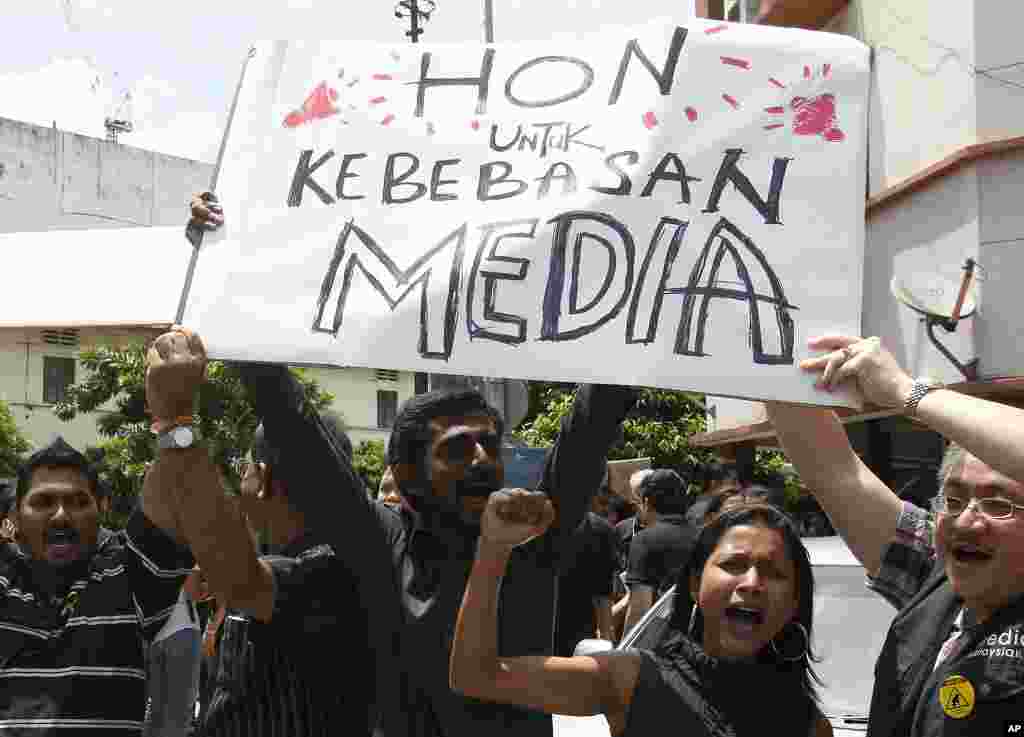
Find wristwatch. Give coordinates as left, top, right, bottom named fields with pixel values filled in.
left=157, top=425, right=201, bottom=450
left=904, top=378, right=944, bottom=417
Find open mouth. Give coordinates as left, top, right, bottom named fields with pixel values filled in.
left=951, top=542, right=993, bottom=564
left=724, top=606, right=765, bottom=627
left=46, top=528, right=81, bottom=559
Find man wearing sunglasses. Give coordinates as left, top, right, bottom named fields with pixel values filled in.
left=185, top=193, right=638, bottom=737
left=767, top=334, right=1024, bottom=736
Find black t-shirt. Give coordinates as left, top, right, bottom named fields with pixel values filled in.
left=554, top=513, right=618, bottom=656
left=614, top=516, right=639, bottom=572
left=625, top=515, right=697, bottom=596
left=200, top=536, right=374, bottom=737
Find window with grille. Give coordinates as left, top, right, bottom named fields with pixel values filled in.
left=43, top=356, right=76, bottom=404
left=377, top=390, right=398, bottom=429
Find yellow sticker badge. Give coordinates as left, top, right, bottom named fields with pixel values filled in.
left=939, top=674, right=975, bottom=719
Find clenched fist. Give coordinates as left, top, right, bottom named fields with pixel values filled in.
left=146, top=326, right=208, bottom=425
left=480, top=489, right=555, bottom=551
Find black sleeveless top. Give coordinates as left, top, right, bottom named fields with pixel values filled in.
left=623, top=637, right=816, bottom=737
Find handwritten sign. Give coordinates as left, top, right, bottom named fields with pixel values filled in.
left=184, top=20, right=869, bottom=403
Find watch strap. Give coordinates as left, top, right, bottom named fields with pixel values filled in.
left=157, top=425, right=201, bottom=450
left=904, top=379, right=943, bottom=417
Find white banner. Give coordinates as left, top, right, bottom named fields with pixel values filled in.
left=185, top=19, right=870, bottom=403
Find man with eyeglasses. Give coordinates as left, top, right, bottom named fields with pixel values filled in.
left=767, top=334, right=1024, bottom=736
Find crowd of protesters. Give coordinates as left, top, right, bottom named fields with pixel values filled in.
left=0, top=194, right=1022, bottom=737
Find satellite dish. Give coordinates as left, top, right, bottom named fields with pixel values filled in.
left=890, top=271, right=976, bottom=320
left=890, top=260, right=980, bottom=381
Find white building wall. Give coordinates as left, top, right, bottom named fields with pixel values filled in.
left=705, top=0, right=1024, bottom=435
left=0, top=117, right=414, bottom=452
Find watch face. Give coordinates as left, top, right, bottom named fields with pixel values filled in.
left=173, top=427, right=194, bottom=447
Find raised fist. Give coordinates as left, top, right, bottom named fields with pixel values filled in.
left=480, top=489, right=555, bottom=551
left=146, top=326, right=208, bottom=425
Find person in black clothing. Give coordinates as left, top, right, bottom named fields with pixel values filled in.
left=623, top=469, right=698, bottom=636
left=684, top=461, right=739, bottom=527
left=450, top=497, right=831, bottom=737
left=142, top=326, right=394, bottom=737
left=188, top=192, right=638, bottom=737
left=554, top=511, right=619, bottom=656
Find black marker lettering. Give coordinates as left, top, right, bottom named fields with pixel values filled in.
left=288, top=149, right=336, bottom=207
left=312, top=219, right=468, bottom=360
left=336, top=153, right=367, bottom=201
left=382, top=153, right=427, bottom=204
left=505, top=56, right=595, bottom=108
left=674, top=217, right=797, bottom=363
left=535, top=162, right=578, bottom=199
left=640, top=152, right=701, bottom=203
left=430, top=158, right=461, bottom=202
left=540, top=211, right=636, bottom=341
left=591, top=151, right=639, bottom=196
left=465, top=219, right=537, bottom=345
left=608, top=26, right=688, bottom=105
left=414, top=48, right=495, bottom=117
left=703, top=148, right=791, bottom=225
left=625, top=218, right=689, bottom=344
left=477, top=161, right=528, bottom=201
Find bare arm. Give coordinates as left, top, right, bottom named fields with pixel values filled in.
left=622, top=585, right=655, bottom=638
left=449, top=491, right=639, bottom=732
left=914, top=389, right=1024, bottom=484
left=142, top=328, right=274, bottom=620
left=142, top=447, right=274, bottom=621
left=765, top=402, right=900, bottom=576
left=807, top=334, right=1024, bottom=485
left=594, top=596, right=614, bottom=642
left=450, top=540, right=638, bottom=729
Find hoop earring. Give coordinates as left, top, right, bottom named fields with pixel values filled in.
left=770, top=621, right=809, bottom=662
left=687, top=605, right=699, bottom=638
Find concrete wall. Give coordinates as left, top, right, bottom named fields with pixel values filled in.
left=0, top=117, right=414, bottom=452
left=828, top=0, right=978, bottom=194
left=707, top=1, right=1024, bottom=435
left=0, top=116, right=212, bottom=233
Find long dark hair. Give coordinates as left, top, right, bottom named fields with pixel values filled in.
left=665, top=502, right=822, bottom=703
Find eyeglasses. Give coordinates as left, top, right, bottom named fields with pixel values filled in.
left=933, top=494, right=1024, bottom=520
left=441, top=430, right=501, bottom=463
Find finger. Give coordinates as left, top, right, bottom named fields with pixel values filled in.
left=145, top=343, right=164, bottom=369
left=176, top=326, right=209, bottom=364
left=831, top=352, right=870, bottom=388
left=152, top=334, right=175, bottom=361
left=819, top=351, right=848, bottom=388
left=806, top=334, right=861, bottom=352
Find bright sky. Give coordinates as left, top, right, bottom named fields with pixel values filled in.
left=1, top=1, right=693, bottom=163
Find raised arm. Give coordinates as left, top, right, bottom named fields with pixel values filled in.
left=765, top=402, right=899, bottom=576
left=809, top=334, right=1024, bottom=484
left=141, top=328, right=274, bottom=619
left=450, top=489, right=640, bottom=734
left=539, top=385, right=638, bottom=538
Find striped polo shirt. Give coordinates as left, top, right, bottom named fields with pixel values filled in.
left=0, top=512, right=194, bottom=735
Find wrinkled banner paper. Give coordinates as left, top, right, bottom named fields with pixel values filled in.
left=184, top=19, right=869, bottom=403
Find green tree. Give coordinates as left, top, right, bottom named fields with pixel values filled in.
left=0, top=399, right=31, bottom=478
left=55, top=343, right=334, bottom=526
left=351, top=440, right=386, bottom=497
left=515, top=383, right=713, bottom=476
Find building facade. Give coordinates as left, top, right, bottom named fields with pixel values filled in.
left=694, top=0, right=1024, bottom=503
left=0, top=116, right=415, bottom=452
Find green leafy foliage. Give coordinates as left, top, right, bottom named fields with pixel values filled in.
left=351, top=440, right=386, bottom=497
left=0, top=400, right=31, bottom=478
left=55, top=343, right=334, bottom=526
left=515, top=383, right=714, bottom=477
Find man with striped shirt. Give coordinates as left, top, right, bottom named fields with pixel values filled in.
left=0, top=438, right=195, bottom=735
